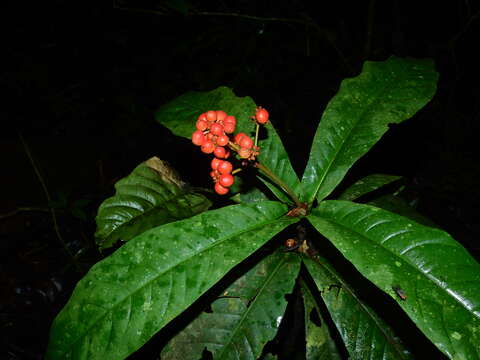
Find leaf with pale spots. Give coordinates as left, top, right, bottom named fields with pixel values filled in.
left=307, top=200, right=480, bottom=359
left=161, top=251, right=301, bottom=360
left=46, top=201, right=298, bottom=360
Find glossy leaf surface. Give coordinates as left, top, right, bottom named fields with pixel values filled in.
left=303, top=256, right=412, bottom=359
left=161, top=251, right=301, bottom=360
left=47, top=201, right=298, bottom=360
left=95, top=157, right=211, bottom=249
left=338, top=174, right=402, bottom=201
left=301, top=56, right=438, bottom=203
left=308, top=200, right=480, bottom=359
left=156, top=86, right=301, bottom=203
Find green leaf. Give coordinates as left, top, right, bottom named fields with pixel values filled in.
left=94, top=157, right=211, bottom=249
left=231, top=186, right=270, bottom=204
left=303, top=256, right=412, bottom=360
left=338, top=174, right=403, bottom=201
left=257, top=121, right=303, bottom=205
left=368, top=194, right=437, bottom=228
left=308, top=200, right=480, bottom=359
left=161, top=251, right=301, bottom=360
left=156, top=86, right=257, bottom=139
left=301, top=280, right=343, bottom=360
left=156, top=86, right=301, bottom=203
left=301, top=57, right=438, bottom=203
left=46, top=201, right=298, bottom=360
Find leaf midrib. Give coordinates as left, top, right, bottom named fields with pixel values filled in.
left=61, top=208, right=292, bottom=357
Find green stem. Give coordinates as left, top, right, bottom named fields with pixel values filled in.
left=255, top=162, right=302, bottom=207
left=254, top=123, right=260, bottom=147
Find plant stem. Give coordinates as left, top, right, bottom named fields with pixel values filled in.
left=255, top=162, right=302, bottom=207
left=254, top=123, right=260, bottom=147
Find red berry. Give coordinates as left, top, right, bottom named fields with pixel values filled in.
left=198, top=113, right=207, bottom=122
left=206, top=133, right=215, bottom=141
left=201, top=140, right=215, bottom=153
left=210, top=170, right=219, bottom=180
left=211, top=157, right=222, bottom=170
left=192, top=130, right=206, bottom=146
left=206, top=110, right=217, bottom=122
left=210, top=123, right=224, bottom=136
left=239, top=135, right=253, bottom=149
left=196, top=119, right=208, bottom=131
left=216, top=134, right=229, bottom=146
left=256, top=108, right=269, bottom=124
left=224, top=149, right=231, bottom=159
left=219, top=173, right=234, bottom=187
left=214, top=146, right=227, bottom=158
left=216, top=110, right=227, bottom=122
left=217, top=160, right=233, bottom=174
left=214, top=182, right=229, bottom=195
left=223, top=122, right=235, bottom=134
left=234, top=132, right=247, bottom=145
left=224, top=115, right=236, bottom=124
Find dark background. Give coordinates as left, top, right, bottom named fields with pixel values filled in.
left=1, top=0, right=479, bottom=359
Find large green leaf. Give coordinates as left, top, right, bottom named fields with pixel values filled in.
left=301, top=57, right=438, bottom=203
left=47, top=201, right=298, bottom=360
left=94, top=157, right=211, bottom=249
left=308, top=200, right=480, bottom=359
left=338, top=174, right=402, bottom=201
left=303, top=256, right=412, bottom=360
left=156, top=86, right=301, bottom=203
left=301, top=280, right=343, bottom=360
left=161, top=251, right=301, bottom=360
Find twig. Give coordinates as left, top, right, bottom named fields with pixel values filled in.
left=17, top=131, right=80, bottom=271
left=0, top=207, right=50, bottom=220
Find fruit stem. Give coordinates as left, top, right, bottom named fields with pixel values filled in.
left=255, top=161, right=302, bottom=207
left=254, top=123, right=260, bottom=147
left=232, top=168, right=242, bottom=175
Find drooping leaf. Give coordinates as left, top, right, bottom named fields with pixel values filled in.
left=307, top=200, right=480, bottom=359
left=161, top=251, right=301, bottom=360
left=156, top=86, right=301, bottom=203
left=301, top=279, right=343, bottom=360
left=303, top=256, right=412, bottom=359
left=301, top=56, right=438, bottom=203
left=94, top=157, right=211, bottom=249
left=338, top=174, right=402, bottom=201
left=47, top=201, right=298, bottom=360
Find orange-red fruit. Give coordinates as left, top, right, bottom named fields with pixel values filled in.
left=234, top=132, right=247, bottom=145
left=224, top=115, right=236, bottom=124
left=210, top=170, right=219, bottom=180
left=216, top=134, right=229, bottom=146
left=211, top=157, right=222, bottom=170
left=219, top=173, right=234, bottom=187
left=217, top=160, right=233, bottom=174
left=196, top=119, right=208, bottom=131
left=206, top=110, right=217, bottom=122
left=192, top=130, right=206, bottom=146
left=197, top=113, right=207, bottom=122
left=214, top=146, right=227, bottom=158
left=223, top=122, right=235, bottom=134
left=201, top=140, right=215, bottom=153
left=216, top=110, right=227, bottom=122
left=210, top=123, right=224, bottom=136
left=214, top=182, right=229, bottom=195
left=239, top=135, right=253, bottom=149
left=256, top=108, right=269, bottom=124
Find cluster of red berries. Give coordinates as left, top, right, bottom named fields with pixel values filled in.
left=191, top=107, right=269, bottom=195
